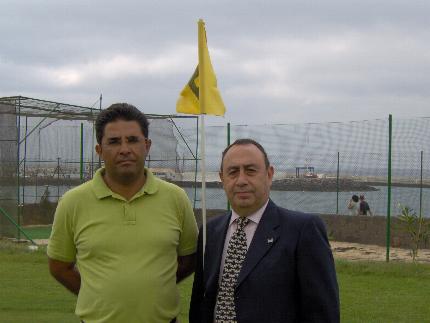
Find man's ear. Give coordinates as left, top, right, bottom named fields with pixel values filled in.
left=267, top=165, right=274, bottom=182
left=95, top=144, right=102, bottom=157
left=219, top=171, right=224, bottom=185
left=145, top=138, right=152, bottom=152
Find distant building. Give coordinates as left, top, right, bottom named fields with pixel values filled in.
left=295, top=166, right=316, bottom=178
left=149, top=168, right=182, bottom=181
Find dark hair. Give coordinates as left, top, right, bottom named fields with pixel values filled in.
left=95, top=103, right=149, bottom=144
left=352, top=195, right=359, bottom=202
left=220, top=138, right=270, bottom=171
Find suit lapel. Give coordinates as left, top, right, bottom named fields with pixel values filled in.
left=236, top=200, right=280, bottom=287
left=205, top=212, right=231, bottom=294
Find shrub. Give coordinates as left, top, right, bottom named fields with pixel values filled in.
left=397, top=204, right=430, bottom=261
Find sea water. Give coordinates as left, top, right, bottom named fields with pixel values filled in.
left=2, top=185, right=429, bottom=218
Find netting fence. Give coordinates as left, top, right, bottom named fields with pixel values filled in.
left=0, top=97, right=198, bottom=240
left=185, top=117, right=430, bottom=221
left=1, top=96, right=429, bottom=248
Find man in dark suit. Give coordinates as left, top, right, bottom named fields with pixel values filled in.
left=190, top=139, right=339, bottom=323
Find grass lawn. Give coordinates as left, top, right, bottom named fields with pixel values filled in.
left=0, top=240, right=77, bottom=323
left=1, top=240, right=429, bottom=323
left=21, top=225, right=52, bottom=240
left=336, top=260, right=430, bottom=322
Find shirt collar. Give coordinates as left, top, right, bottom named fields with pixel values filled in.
left=91, top=167, right=159, bottom=200
left=229, top=199, right=269, bottom=226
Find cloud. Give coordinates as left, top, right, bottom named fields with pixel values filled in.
left=0, top=0, right=429, bottom=125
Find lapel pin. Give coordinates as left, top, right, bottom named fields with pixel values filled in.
left=267, top=237, right=274, bottom=244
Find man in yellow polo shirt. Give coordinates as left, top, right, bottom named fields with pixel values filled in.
left=47, top=103, right=198, bottom=323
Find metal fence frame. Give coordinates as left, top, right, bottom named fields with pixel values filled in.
left=0, top=96, right=199, bottom=240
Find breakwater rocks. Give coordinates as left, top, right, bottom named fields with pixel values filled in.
left=2, top=174, right=428, bottom=190
left=0, top=177, right=83, bottom=186
left=271, top=178, right=378, bottom=192
left=171, top=180, right=223, bottom=189
left=171, top=178, right=378, bottom=192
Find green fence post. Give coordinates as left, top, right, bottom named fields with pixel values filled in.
left=16, top=97, right=21, bottom=240
left=19, top=116, right=29, bottom=239
left=57, top=157, right=60, bottom=200
left=98, top=94, right=102, bottom=169
left=386, top=114, right=392, bottom=262
left=227, top=122, right=231, bottom=211
left=22, top=116, right=28, bottom=208
left=420, top=150, right=423, bottom=218
left=336, top=152, right=340, bottom=214
left=91, top=118, right=95, bottom=178
left=80, top=122, right=84, bottom=182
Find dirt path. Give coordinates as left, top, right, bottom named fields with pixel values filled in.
left=331, top=241, right=430, bottom=263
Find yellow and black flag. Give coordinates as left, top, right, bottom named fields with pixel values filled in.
left=176, top=19, right=226, bottom=116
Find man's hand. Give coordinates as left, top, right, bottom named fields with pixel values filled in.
left=177, top=253, right=196, bottom=283
left=48, top=257, right=81, bottom=295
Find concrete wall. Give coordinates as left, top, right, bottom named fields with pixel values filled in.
left=320, top=214, right=429, bottom=249
left=14, top=205, right=430, bottom=250
left=195, top=209, right=429, bottom=250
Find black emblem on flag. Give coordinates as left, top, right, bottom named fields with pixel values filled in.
left=188, top=67, right=199, bottom=99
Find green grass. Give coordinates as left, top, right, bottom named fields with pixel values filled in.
left=336, top=259, right=430, bottom=322
left=0, top=240, right=193, bottom=323
left=1, top=240, right=430, bottom=323
left=21, top=225, right=52, bottom=240
left=0, top=240, right=77, bottom=323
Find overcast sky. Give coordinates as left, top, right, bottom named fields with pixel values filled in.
left=1, top=0, right=429, bottom=125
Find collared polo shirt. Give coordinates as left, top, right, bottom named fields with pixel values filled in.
left=48, top=168, right=198, bottom=323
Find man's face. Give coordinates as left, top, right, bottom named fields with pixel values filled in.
left=96, top=119, right=151, bottom=183
left=220, top=144, right=274, bottom=217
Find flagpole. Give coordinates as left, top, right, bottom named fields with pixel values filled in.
left=200, top=114, right=207, bottom=268
left=176, top=19, right=226, bottom=268
left=198, top=19, right=208, bottom=268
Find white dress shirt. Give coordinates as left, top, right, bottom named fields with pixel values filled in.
left=218, top=199, right=269, bottom=282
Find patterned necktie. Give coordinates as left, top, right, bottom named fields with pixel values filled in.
left=215, top=216, right=250, bottom=323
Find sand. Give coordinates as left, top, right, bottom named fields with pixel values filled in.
left=331, top=241, right=430, bottom=263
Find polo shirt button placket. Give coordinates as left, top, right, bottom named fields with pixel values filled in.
left=123, top=203, right=136, bottom=225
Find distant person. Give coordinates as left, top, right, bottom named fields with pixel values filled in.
left=47, top=103, right=198, bottom=323
left=359, top=194, right=373, bottom=216
left=347, top=194, right=359, bottom=215
left=189, top=138, right=339, bottom=323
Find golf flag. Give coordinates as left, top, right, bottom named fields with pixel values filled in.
left=176, top=19, right=226, bottom=116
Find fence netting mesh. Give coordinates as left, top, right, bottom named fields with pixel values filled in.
left=1, top=95, right=429, bottom=242
left=0, top=103, right=18, bottom=237
left=0, top=98, right=198, bottom=239
left=189, top=118, right=429, bottom=220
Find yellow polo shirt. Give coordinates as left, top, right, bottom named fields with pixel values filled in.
left=48, top=168, right=198, bottom=323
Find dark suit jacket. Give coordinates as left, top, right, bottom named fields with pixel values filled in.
left=189, top=200, right=339, bottom=323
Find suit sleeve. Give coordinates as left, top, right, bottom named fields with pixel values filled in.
left=189, top=225, right=204, bottom=323
left=297, top=216, right=340, bottom=323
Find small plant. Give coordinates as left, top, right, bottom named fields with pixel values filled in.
left=397, top=203, right=430, bottom=261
